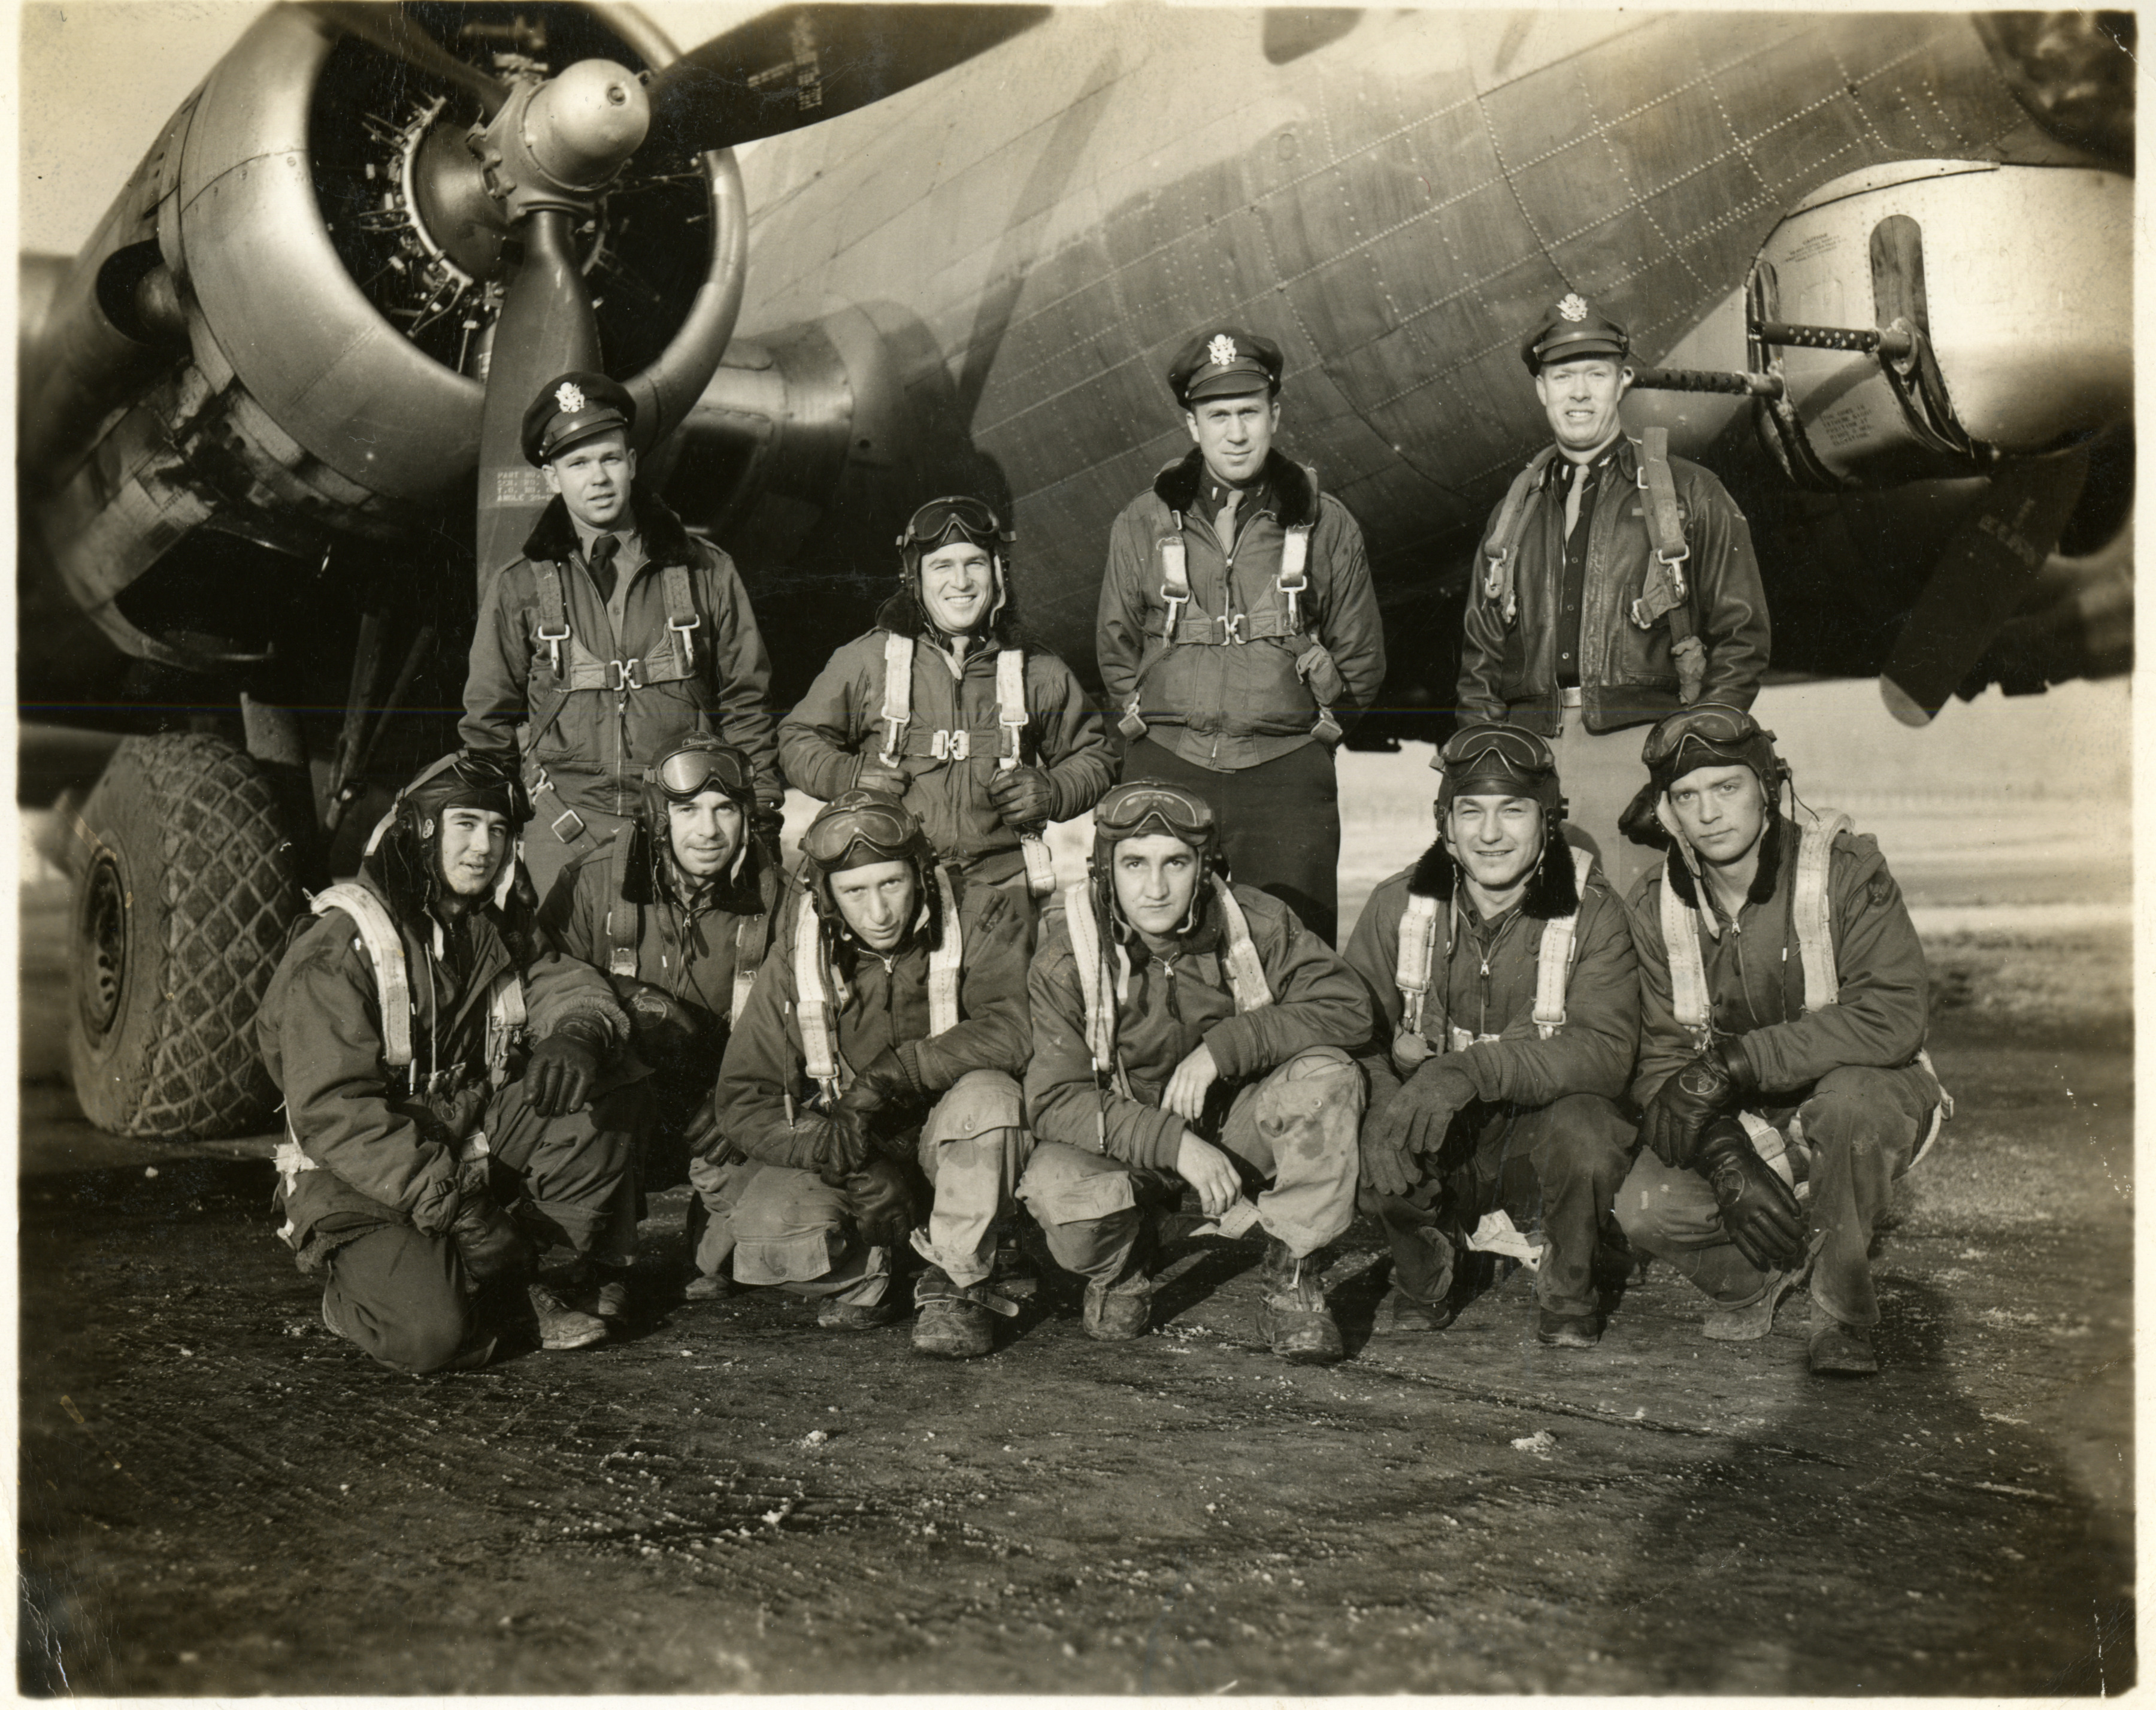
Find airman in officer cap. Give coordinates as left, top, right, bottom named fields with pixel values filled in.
left=520, top=370, right=638, bottom=466
left=1095, top=325, right=1387, bottom=946
left=1455, top=292, right=1770, bottom=896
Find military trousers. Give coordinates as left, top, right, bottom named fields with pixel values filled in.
left=690, top=1070, right=1029, bottom=1297
left=1360, top=1091, right=1634, bottom=1321
left=1554, top=704, right=1657, bottom=899
left=317, top=1076, right=641, bottom=1374
left=1018, top=1047, right=1364, bottom=1296
left=1615, top=1063, right=1938, bottom=1327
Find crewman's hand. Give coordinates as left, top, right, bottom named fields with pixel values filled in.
left=801, top=1111, right=871, bottom=1186
left=448, top=1194, right=531, bottom=1285
left=843, top=1155, right=922, bottom=1251
left=681, top=1095, right=724, bottom=1160
left=1364, top=1057, right=1474, bottom=1163
left=1698, top=1119, right=1806, bottom=1272
left=984, top=764, right=1054, bottom=827
left=526, top=1023, right=606, bottom=1116
left=855, top=756, right=912, bottom=796
left=1174, top=1131, right=1241, bottom=1218
left=1161, top=1043, right=1221, bottom=1123
left=610, top=977, right=701, bottom=1061
left=1640, top=1050, right=1737, bottom=1170
left=1358, top=1114, right=1418, bottom=1200
left=835, top=1046, right=931, bottom=1142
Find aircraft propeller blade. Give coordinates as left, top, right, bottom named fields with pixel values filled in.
left=301, top=2, right=511, bottom=117
left=475, top=209, right=602, bottom=583
left=1878, top=451, right=2091, bottom=726
left=646, top=5, right=1050, bottom=153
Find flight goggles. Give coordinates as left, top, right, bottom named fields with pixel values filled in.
left=800, top=795, right=925, bottom=871
left=897, top=495, right=1012, bottom=554
left=1436, top=724, right=1558, bottom=779
left=402, top=748, right=531, bottom=825
left=647, top=741, right=756, bottom=803
left=1094, top=782, right=1216, bottom=845
left=1639, top=703, right=1779, bottom=787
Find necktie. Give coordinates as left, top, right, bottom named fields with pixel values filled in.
left=1563, top=461, right=1591, bottom=539
left=587, top=532, right=620, bottom=603
left=1217, top=486, right=1240, bottom=549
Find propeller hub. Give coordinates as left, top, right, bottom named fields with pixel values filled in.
left=523, top=59, right=651, bottom=196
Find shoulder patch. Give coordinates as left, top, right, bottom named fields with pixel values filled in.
left=1867, top=874, right=1897, bottom=909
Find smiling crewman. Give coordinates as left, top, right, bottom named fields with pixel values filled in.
left=463, top=371, right=782, bottom=904
left=1342, top=727, right=1639, bottom=1346
left=780, top=495, right=1113, bottom=918
left=1456, top=296, right=1770, bottom=895
left=1097, top=328, right=1386, bottom=946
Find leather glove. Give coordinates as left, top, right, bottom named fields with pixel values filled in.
left=682, top=1094, right=725, bottom=1160
left=985, top=764, right=1055, bottom=827
left=834, top=1047, right=931, bottom=1145
left=1698, top=1118, right=1806, bottom=1272
left=1364, top=1057, right=1475, bottom=1171
left=448, top=1193, right=531, bottom=1285
left=526, top=1020, right=607, bottom=1117
left=1359, top=1113, right=1418, bottom=1200
left=843, top=1154, right=923, bottom=1251
left=1640, top=1049, right=1737, bottom=1170
left=799, top=1110, right=871, bottom=1186
left=610, top=976, right=703, bottom=1063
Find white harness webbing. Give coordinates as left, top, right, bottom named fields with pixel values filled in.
left=1661, top=809, right=1949, bottom=1154
left=1392, top=847, right=1595, bottom=1058
left=1063, top=874, right=1273, bottom=1084
left=311, top=883, right=414, bottom=1069
left=876, top=631, right=916, bottom=764
left=795, top=865, right=964, bottom=1102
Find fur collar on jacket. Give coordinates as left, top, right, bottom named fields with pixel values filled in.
left=1663, top=808, right=1788, bottom=913
left=1406, top=825, right=1580, bottom=921
left=520, top=482, right=697, bottom=568
left=1152, top=448, right=1319, bottom=529
left=873, top=589, right=1030, bottom=653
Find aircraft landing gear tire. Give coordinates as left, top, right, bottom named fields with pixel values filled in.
left=68, top=734, right=302, bottom=1140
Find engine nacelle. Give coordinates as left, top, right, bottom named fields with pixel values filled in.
left=19, top=2, right=747, bottom=676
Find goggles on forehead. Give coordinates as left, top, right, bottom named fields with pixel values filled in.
left=1437, top=724, right=1558, bottom=777
left=898, top=495, right=1012, bottom=554
left=649, top=743, right=756, bottom=803
left=404, top=748, right=530, bottom=822
left=1639, top=703, right=1777, bottom=777
left=1095, top=783, right=1216, bottom=842
left=800, top=797, right=922, bottom=870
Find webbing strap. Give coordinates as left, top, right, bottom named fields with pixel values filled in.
left=1168, top=607, right=1304, bottom=646
left=994, top=648, right=1028, bottom=767
left=1530, top=848, right=1598, bottom=1039
left=1630, top=428, right=1695, bottom=640
left=731, top=918, right=761, bottom=1027
left=1661, top=864, right=1714, bottom=1049
left=1478, top=447, right=1558, bottom=622
left=484, top=972, right=526, bottom=1087
left=1792, top=808, right=1851, bottom=1013
left=534, top=562, right=571, bottom=673
left=926, top=865, right=964, bottom=1038
left=879, top=631, right=914, bottom=763
left=660, top=562, right=701, bottom=675
left=1156, top=528, right=1191, bottom=643
left=1394, top=892, right=1442, bottom=1042
left=604, top=828, right=641, bottom=978
left=795, top=904, right=841, bottom=1100
left=1276, top=524, right=1311, bottom=631
left=311, top=884, right=413, bottom=1070
left=529, top=559, right=699, bottom=695
left=1210, top=877, right=1275, bottom=1015
left=1062, top=882, right=1118, bottom=1077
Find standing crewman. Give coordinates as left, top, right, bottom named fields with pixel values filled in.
left=1615, top=705, right=1946, bottom=1375
left=462, top=371, right=782, bottom=903
left=258, top=749, right=638, bottom=1372
left=1343, top=727, right=1638, bottom=1347
left=1097, top=328, right=1386, bottom=945
left=1021, top=782, right=1372, bottom=1361
left=1457, top=295, right=1770, bottom=894
left=781, top=494, right=1114, bottom=915
left=707, top=793, right=1033, bottom=1358
left=540, top=734, right=782, bottom=1309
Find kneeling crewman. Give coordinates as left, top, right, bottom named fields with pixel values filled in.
left=1344, top=728, right=1638, bottom=1347
left=540, top=735, right=782, bottom=1307
left=1022, top=782, right=1372, bottom=1362
left=259, top=750, right=637, bottom=1373
left=1616, top=705, right=1946, bottom=1375
left=709, top=794, right=1032, bottom=1357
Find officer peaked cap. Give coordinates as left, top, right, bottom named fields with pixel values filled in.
left=1521, top=293, right=1631, bottom=373
left=523, top=371, right=637, bottom=466
left=1167, top=328, right=1283, bottom=405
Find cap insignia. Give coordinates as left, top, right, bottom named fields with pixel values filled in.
left=1558, top=293, right=1589, bottom=323
left=1206, top=333, right=1239, bottom=368
left=555, top=380, right=587, bottom=415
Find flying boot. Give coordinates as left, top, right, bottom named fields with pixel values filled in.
left=1256, top=1237, right=1343, bottom=1364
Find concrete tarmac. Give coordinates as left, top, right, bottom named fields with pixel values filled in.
left=15, top=704, right=2134, bottom=1695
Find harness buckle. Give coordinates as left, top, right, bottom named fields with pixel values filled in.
left=1161, top=590, right=1188, bottom=641
left=931, top=729, right=971, bottom=761
left=552, top=806, right=588, bottom=842
left=1221, top=612, right=1246, bottom=645
left=668, top=612, right=701, bottom=671
left=610, top=658, right=643, bottom=693
left=535, top=621, right=570, bottom=674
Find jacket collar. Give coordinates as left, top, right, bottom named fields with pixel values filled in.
left=521, top=482, right=695, bottom=568
left=1406, top=828, right=1580, bottom=921
left=1664, top=810, right=1788, bottom=915
left=1537, top=434, right=1637, bottom=493
left=1152, top=448, right=1318, bottom=529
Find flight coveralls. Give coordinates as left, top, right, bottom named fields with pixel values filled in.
left=1021, top=880, right=1373, bottom=1309
left=1097, top=449, right=1386, bottom=945
left=258, top=872, right=635, bottom=1375
left=1456, top=437, right=1769, bottom=892
left=779, top=597, right=1115, bottom=904
left=1617, top=818, right=1942, bottom=1330
left=1343, top=842, right=1639, bottom=1325
left=540, top=835, right=780, bottom=1277
left=708, top=877, right=1032, bottom=1305
left=461, top=489, right=782, bottom=903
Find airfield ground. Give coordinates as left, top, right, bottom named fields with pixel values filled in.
left=14, top=725, right=2134, bottom=1696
